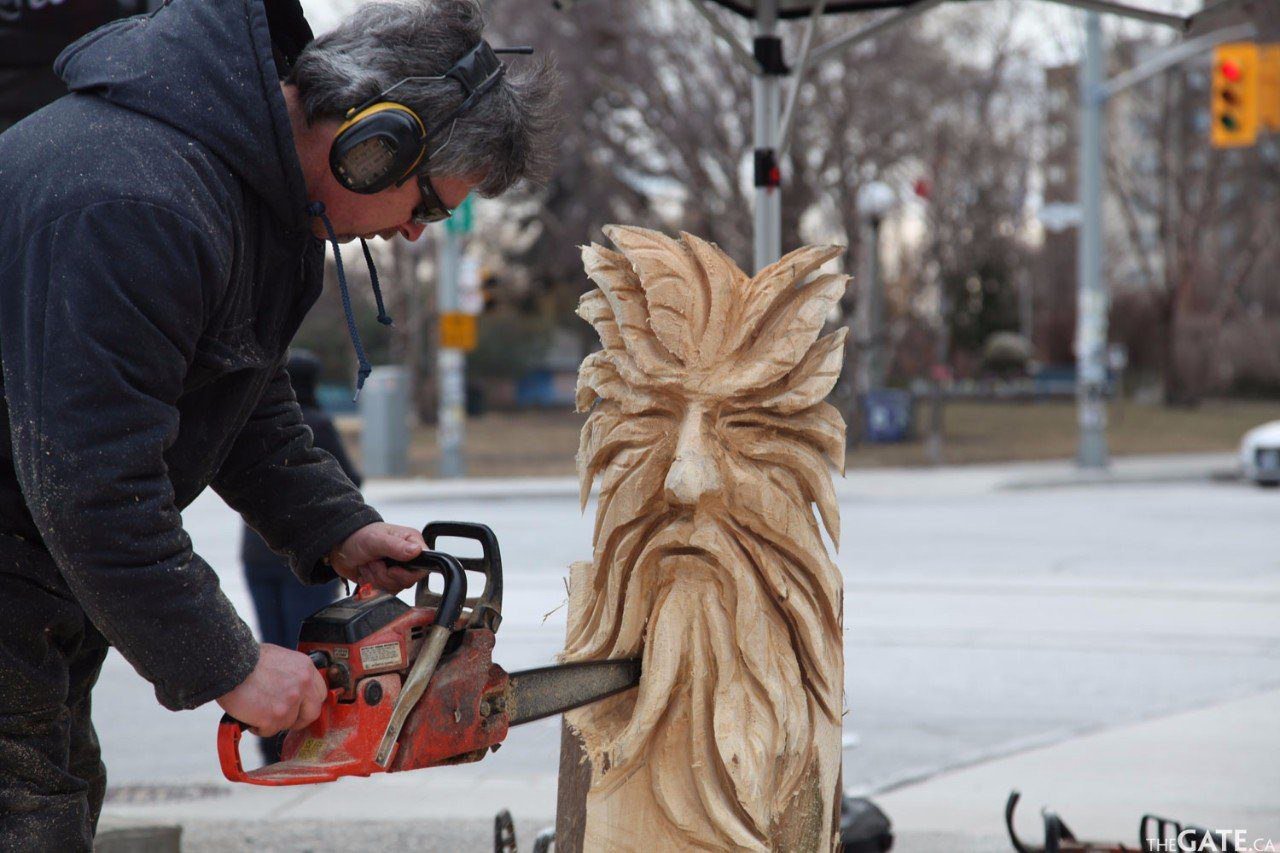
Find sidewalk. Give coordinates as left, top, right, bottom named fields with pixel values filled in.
left=100, top=688, right=1280, bottom=851
left=879, top=687, right=1280, bottom=852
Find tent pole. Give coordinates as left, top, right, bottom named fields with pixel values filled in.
left=752, top=0, right=782, bottom=271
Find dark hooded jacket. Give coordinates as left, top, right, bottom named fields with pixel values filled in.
left=0, top=0, right=381, bottom=711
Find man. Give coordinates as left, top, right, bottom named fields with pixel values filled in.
left=0, top=0, right=558, bottom=847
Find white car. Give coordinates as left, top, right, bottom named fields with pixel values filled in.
left=1240, top=420, right=1280, bottom=486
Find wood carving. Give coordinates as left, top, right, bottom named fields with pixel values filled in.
left=563, top=226, right=848, bottom=851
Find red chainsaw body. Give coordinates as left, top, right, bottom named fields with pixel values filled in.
left=218, top=586, right=511, bottom=786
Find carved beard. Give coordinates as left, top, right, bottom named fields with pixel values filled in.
left=566, top=483, right=842, bottom=851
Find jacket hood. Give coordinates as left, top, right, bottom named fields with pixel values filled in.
left=54, top=0, right=309, bottom=231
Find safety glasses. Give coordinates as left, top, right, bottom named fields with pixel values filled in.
left=412, top=172, right=453, bottom=224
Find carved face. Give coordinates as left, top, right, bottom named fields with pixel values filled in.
left=566, top=226, right=847, bottom=850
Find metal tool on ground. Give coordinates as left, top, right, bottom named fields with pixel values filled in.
left=217, top=522, right=641, bottom=786
left=1005, top=790, right=1236, bottom=853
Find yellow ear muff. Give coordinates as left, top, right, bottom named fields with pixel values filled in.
left=337, top=101, right=425, bottom=135
left=329, top=102, right=429, bottom=194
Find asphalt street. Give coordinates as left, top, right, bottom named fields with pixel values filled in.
left=94, top=457, right=1280, bottom=846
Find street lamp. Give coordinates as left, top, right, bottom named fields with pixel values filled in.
left=856, top=181, right=894, bottom=394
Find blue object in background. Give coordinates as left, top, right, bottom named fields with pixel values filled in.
left=516, top=369, right=577, bottom=408
left=317, top=382, right=359, bottom=414
left=862, top=390, right=914, bottom=443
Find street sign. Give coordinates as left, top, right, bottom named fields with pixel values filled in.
left=458, top=256, right=483, bottom=315
left=444, top=196, right=474, bottom=234
left=1038, top=202, right=1081, bottom=233
left=439, top=312, right=477, bottom=351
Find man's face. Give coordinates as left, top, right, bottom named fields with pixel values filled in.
left=309, top=171, right=478, bottom=244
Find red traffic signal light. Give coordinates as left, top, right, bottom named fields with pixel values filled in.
left=1211, top=43, right=1259, bottom=149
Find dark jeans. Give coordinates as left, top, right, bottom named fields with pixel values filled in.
left=243, top=561, right=339, bottom=651
left=0, top=573, right=109, bottom=853
left=243, top=560, right=338, bottom=764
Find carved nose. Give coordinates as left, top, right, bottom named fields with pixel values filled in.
left=665, top=453, right=722, bottom=506
left=664, top=408, right=722, bottom=507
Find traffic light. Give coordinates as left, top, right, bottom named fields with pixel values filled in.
left=1211, top=43, right=1259, bottom=149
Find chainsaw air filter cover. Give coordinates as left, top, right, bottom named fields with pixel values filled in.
left=300, top=592, right=411, bottom=645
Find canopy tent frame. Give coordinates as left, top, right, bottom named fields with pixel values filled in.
left=660, top=0, right=1254, bottom=270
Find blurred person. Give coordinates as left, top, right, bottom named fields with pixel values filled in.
left=241, top=350, right=359, bottom=765
left=0, top=0, right=315, bottom=130
left=0, top=0, right=558, bottom=847
left=0, top=0, right=151, bottom=132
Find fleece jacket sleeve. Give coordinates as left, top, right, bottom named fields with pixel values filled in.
left=0, top=201, right=261, bottom=711
left=212, top=364, right=381, bottom=585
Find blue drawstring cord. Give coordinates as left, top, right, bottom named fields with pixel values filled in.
left=361, top=238, right=393, bottom=327
left=308, top=202, right=394, bottom=399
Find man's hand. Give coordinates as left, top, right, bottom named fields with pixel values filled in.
left=216, top=644, right=327, bottom=737
left=328, top=522, right=426, bottom=593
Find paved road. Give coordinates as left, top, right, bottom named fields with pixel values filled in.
left=97, top=459, right=1280, bottom=838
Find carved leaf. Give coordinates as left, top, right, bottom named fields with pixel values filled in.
left=582, top=242, right=683, bottom=382
left=729, top=244, right=843, bottom=356
left=577, top=289, right=623, bottom=352
left=576, top=352, right=623, bottom=412
left=604, top=225, right=706, bottom=366
left=678, top=232, right=743, bottom=368
left=733, top=273, right=848, bottom=391
left=753, top=328, right=848, bottom=414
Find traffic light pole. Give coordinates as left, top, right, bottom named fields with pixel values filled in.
left=1074, top=19, right=1253, bottom=470
left=437, top=226, right=466, bottom=478
left=1076, top=11, right=1109, bottom=470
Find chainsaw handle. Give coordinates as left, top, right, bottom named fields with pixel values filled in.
left=389, top=549, right=467, bottom=630
left=217, top=650, right=329, bottom=744
left=217, top=712, right=253, bottom=783
left=422, top=521, right=503, bottom=631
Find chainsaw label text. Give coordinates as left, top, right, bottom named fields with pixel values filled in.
left=360, top=642, right=403, bottom=670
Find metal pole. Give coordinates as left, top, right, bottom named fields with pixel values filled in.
left=926, top=287, right=949, bottom=465
left=437, top=228, right=466, bottom=478
left=809, top=0, right=949, bottom=65
left=1100, top=22, right=1256, bottom=100
left=778, top=0, right=828, bottom=158
left=859, top=215, right=885, bottom=392
left=1076, top=11, right=1108, bottom=469
left=1041, top=0, right=1187, bottom=30
left=752, top=0, right=782, bottom=272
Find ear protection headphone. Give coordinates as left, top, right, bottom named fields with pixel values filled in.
left=329, top=41, right=533, bottom=195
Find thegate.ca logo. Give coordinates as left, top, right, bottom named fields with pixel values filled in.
left=1146, top=829, right=1278, bottom=852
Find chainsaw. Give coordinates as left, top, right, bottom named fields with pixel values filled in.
left=218, top=521, right=640, bottom=785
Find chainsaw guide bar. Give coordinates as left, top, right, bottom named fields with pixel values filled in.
left=506, top=658, right=642, bottom=725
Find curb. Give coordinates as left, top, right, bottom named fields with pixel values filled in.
left=361, top=455, right=1241, bottom=502
left=1000, top=467, right=1238, bottom=491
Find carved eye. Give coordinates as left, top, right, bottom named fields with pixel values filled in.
left=718, top=411, right=763, bottom=433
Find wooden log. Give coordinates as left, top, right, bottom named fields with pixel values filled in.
left=559, top=227, right=848, bottom=852
left=554, top=718, right=590, bottom=853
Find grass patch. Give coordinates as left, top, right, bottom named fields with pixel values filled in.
left=340, top=399, right=1280, bottom=478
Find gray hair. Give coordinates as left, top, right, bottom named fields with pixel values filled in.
left=289, top=0, right=559, bottom=196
